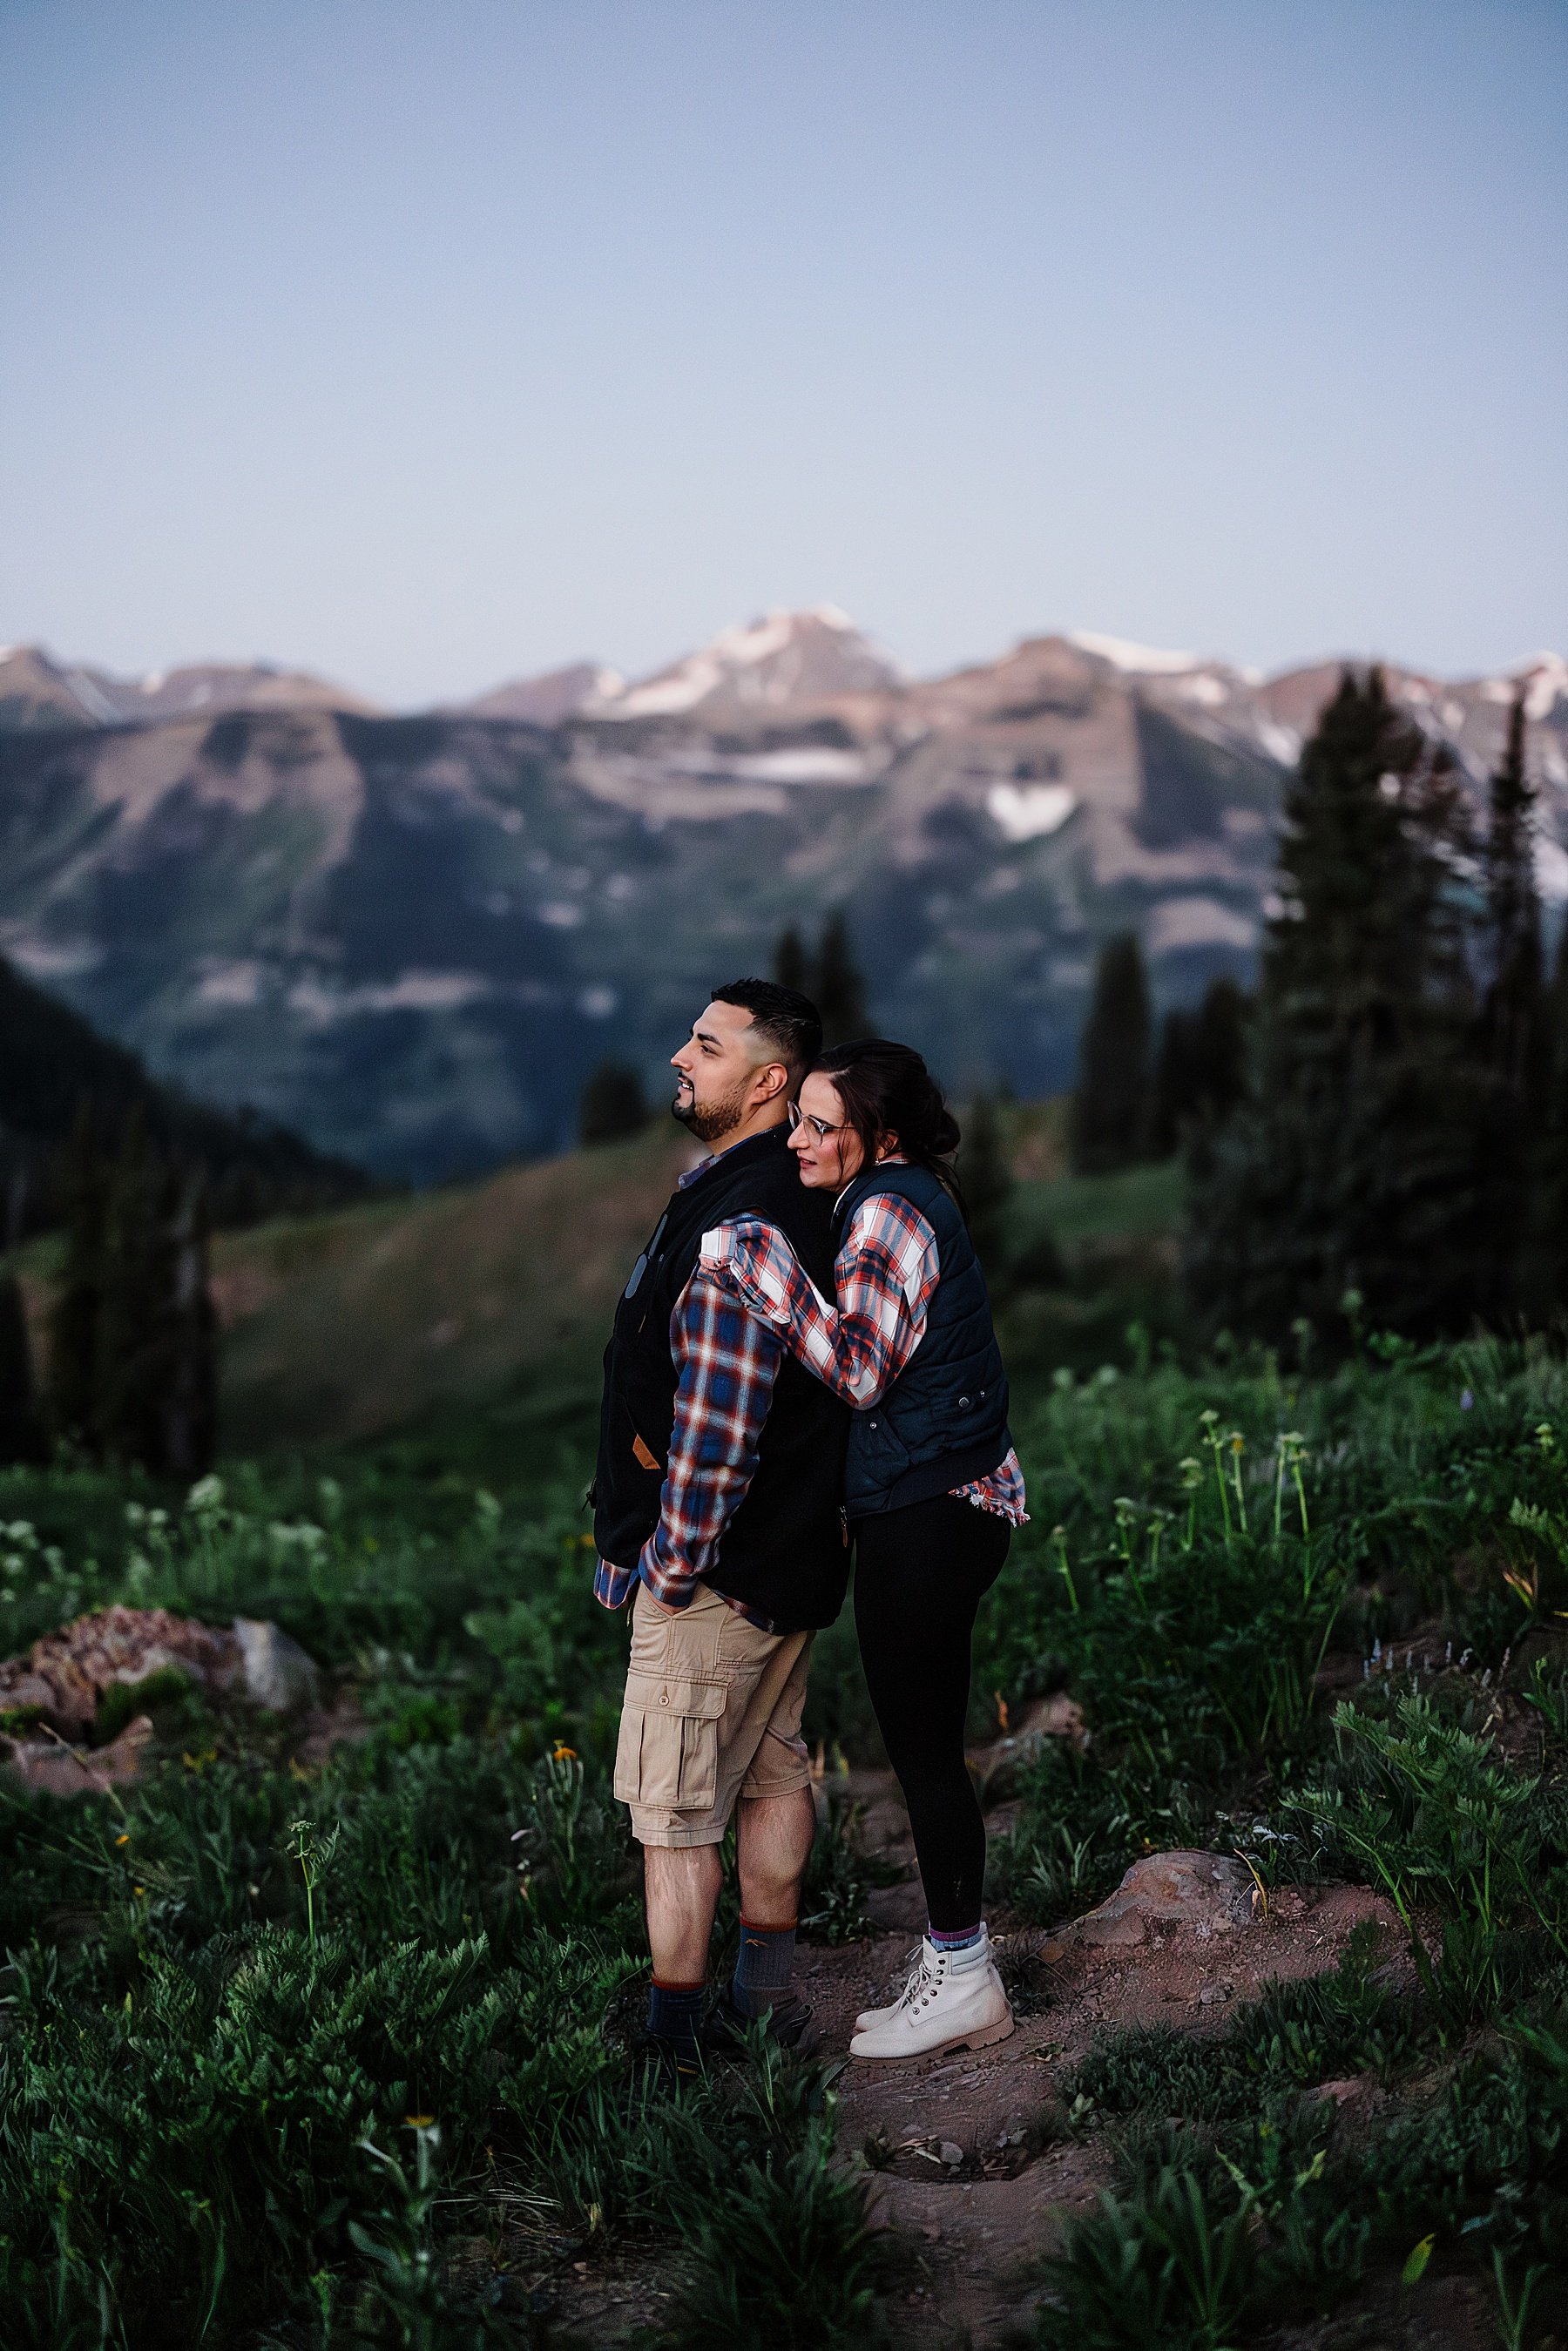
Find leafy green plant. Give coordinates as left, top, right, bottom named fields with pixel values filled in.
left=1288, top=1697, right=1568, bottom=2027
left=1522, top=1653, right=1568, bottom=1741
left=1037, top=2164, right=1259, bottom=2350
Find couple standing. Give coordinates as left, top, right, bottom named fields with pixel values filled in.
left=592, top=978, right=1026, bottom=2071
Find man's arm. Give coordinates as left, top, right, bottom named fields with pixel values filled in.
left=636, top=1266, right=783, bottom=1608
left=594, top=1247, right=783, bottom=1612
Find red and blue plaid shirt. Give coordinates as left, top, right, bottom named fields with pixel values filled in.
left=700, top=1171, right=1028, bottom=1523
left=594, top=1154, right=1026, bottom=1627
left=594, top=1154, right=785, bottom=1621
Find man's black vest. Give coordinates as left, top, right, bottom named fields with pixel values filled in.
left=593, top=1125, right=850, bottom=1632
left=834, top=1161, right=1011, bottom=1517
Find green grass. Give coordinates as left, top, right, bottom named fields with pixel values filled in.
left=3, top=1150, right=1568, bottom=2342
left=1010, top=1159, right=1185, bottom=1251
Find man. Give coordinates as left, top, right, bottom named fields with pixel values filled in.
left=593, top=978, right=850, bottom=2070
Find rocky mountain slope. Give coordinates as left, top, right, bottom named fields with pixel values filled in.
left=1, top=618, right=1563, bottom=1182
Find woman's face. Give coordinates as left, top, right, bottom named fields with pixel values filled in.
left=788, top=1073, right=868, bottom=1189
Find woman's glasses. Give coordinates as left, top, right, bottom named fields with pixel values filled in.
left=787, top=1102, right=846, bottom=1143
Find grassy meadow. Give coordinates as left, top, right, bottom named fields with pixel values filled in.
left=3, top=1130, right=1567, bottom=2347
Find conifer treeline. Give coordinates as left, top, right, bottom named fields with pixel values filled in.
left=774, top=912, right=872, bottom=1044
left=1067, top=669, right=1564, bottom=1343
left=1182, top=669, right=1564, bottom=1342
left=44, top=1106, right=217, bottom=1476
left=1070, top=936, right=1245, bottom=1174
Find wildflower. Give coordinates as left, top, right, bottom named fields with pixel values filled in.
left=1460, top=1389, right=1475, bottom=1411
left=403, top=2113, right=436, bottom=2130
left=115, top=1833, right=130, bottom=1847
left=551, top=1741, right=578, bottom=1763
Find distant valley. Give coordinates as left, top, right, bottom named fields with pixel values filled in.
left=2, top=615, right=1564, bottom=1182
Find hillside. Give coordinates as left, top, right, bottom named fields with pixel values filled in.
left=3, top=619, right=1562, bottom=1184
left=207, top=1123, right=693, bottom=1450
left=0, top=951, right=372, bottom=1236
left=201, top=1111, right=1181, bottom=1452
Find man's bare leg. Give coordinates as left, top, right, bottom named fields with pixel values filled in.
left=728, top=1784, right=816, bottom=2027
left=643, top=1842, right=724, bottom=1984
left=736, top=1784, right=816, bottom=1925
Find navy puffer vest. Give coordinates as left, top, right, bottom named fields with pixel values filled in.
left=835, top=1161, right=1011, bottom=1518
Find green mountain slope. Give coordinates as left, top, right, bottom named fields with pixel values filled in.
left=209, top=1125, right=691, bottom=1450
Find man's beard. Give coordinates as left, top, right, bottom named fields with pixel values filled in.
left=672, top=1073, right=754, bottom=1145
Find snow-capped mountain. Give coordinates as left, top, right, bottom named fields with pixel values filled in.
left=2, top=613, right=1563, bottom=1181
left=0, top=644, right=375, bottom=728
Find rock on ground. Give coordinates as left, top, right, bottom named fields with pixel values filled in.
left=1, top=1714, right=154, bottom=1797
left=232, top=1617, right=321, bottom=1712
left=1045, top=1848, right=1260, bottom=1952
left=0, top=1604, right=323, bottom=1795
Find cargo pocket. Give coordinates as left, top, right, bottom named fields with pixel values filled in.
left=613, top=1672, right=728, bottom=1813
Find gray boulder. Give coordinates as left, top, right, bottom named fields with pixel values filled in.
left=233, top=1617, right=321, bottom=1713
left=1046, top=1850, right=1260, bottom=1954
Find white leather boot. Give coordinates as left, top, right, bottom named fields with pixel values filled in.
left=855, top=1942, right=922, bottom=2033
left=850, top=1926, right=1013, bottom=2061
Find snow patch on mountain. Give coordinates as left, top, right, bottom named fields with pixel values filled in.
left=987, top=781, right=1078, bottom=841
left=1069, top=631, right=1203, bottom=675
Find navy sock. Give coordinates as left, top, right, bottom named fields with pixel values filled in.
left=730, top=1916, right=797, bottom=2017
left=647, top=1979, right=706, bottom=2051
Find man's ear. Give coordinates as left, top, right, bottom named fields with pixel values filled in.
left=754, top=1061, right=789, bottom=1105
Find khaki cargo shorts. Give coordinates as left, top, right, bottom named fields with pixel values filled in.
left=613, top=1580, right=814, bottom=1848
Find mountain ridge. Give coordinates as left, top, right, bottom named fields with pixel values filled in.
left=2, top=615, right=1563, bottom=1184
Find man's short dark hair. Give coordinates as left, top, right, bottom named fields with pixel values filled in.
left=712, top=978, right=822, bottom=1084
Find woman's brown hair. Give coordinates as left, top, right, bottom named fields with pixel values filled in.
left=812, top=1038, right=966, bottom=1214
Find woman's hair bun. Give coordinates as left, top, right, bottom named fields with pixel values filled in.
left=812, top=1038, right=963, bottom=1178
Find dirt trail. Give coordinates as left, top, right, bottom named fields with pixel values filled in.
left=548, top=1760, right=1512, bottom=2349
left=794, top=1767, right=1402, bottom=2348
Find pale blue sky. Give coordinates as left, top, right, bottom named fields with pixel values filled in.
left=2, top=0, right=1564, bottom=704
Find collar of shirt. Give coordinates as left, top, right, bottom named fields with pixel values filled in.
left=833, top=1150, right=908, bottom=1212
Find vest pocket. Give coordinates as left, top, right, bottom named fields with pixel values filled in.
left=614, top=1672, right=728, bottom=1811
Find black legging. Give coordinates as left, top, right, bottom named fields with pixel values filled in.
left=853, top=1490, right=1011, bottom=1932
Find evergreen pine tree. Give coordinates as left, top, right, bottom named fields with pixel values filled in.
left=772, top=924, right=811, bottom=996
left=579, top=1059, right=649, bottom=1145
left=958, top=1093, right=1013, bottom=1281
left=814, top=910, right=871, bottom=1044
left=1151, top=977, right=1250, bottom=1157
left=160, top=1173, right=217, bottom=1479
left=0, top=1268, right=46, bottom=1464
left=48, top=1102, right=108, bottom=1447
left=1071, top=932, right=1152, bottom=1173
left=96, top=1111, right=178, bottom=1469
left=1540, top=918, right=1568, bottom=1313
left=1476, top=690, right=1544, bottom=1318
left=1185, top=668, right=1485, bottom=1343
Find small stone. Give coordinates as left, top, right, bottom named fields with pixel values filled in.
left=2, top=1714, right=153, bottom=1799
left=938, top=2141, right=964, bottom=2168
left=233, top=1618, right=321, bottom=1713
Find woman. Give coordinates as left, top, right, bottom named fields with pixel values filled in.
left=701, top=1038, right=1025, bottom=2061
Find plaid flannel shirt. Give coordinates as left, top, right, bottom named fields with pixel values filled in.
left=700, top=1172, right=1028, bottom=1525
left=594, top=1154, right=786, bottom=1622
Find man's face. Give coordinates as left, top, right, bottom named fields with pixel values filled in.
left=670, top=1000, right=786, bottom=1144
